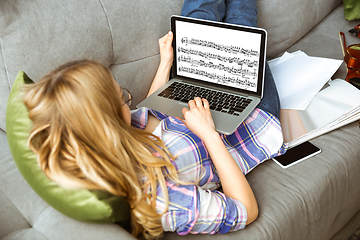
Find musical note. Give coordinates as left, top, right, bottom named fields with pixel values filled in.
left=178, top=55, right=258, bottom=77
left=179, top=66, right=257, bottom=88
left=178, top=47, right=259, bottom=68
left=180, top=37, right=259, bottom=56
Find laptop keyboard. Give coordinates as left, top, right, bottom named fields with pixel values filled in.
left=157, top=82, right=252, bottom=116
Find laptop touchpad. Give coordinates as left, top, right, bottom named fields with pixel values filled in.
left=166, top=103, right=188, bottom=120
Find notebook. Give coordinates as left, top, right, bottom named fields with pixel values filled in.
left=136, top=15, right=267, bottom=134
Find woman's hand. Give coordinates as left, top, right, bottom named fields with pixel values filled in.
left=159, top=31, right=173, bottom=67
left=146, top=31, right=174, bottom=97
left=182, top=97, right=216, bottom=140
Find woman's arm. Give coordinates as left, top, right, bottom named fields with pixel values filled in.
left=182, top=97, right=258, bottom=225
left=147, top=31, right=174, bottom=97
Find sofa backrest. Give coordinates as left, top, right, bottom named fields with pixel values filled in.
left=258, top=0, right=342, bottom=59
left=0, top=0, right=342, bottom=132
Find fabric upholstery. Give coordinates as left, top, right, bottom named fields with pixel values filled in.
left=0, top=190, right=30, bottom=239
left=29, top=207, right=134, bottom=240
left=332, top=211, right=360, bottom=240
left=1, top=206, right=134, bottom=240
left=0, top=0, right=113, bottom=86
left=257, top=0, right=342, bottom=59
left=0, top=129, right=49, bottom=228
left=2, top=229, right=49, bottom=240
left=0, top=50, right=9, bottom=131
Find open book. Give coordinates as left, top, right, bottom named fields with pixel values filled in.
left=269, top=51, right=360, bottom=148
left=279, top=79, right=360, bottom=147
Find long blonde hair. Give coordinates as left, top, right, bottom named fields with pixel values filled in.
left=24, top=60, right=182, bottom=239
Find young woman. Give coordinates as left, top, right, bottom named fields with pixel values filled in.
left=24, top=0, right=286, bottom=239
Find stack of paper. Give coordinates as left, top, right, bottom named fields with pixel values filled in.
left=269, top=51, right=343, bottom=110
left=269, top=51, right=360, bottom=148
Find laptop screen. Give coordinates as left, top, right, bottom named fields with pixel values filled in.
left=171, top=16, right=267, bottom=97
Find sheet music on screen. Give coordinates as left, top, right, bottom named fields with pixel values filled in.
left=175, top=20, right=261, bottom=93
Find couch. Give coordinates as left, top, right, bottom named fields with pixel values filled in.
left=1, top=0, right=360, bottom=239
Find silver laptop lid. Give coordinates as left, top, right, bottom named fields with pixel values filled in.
left=171, top=15, right=267, bottom=98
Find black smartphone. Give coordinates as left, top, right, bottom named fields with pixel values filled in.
left=273, top=141, right=321, bottom=169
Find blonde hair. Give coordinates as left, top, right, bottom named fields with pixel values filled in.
left=24, top=60, right=182, bottom=239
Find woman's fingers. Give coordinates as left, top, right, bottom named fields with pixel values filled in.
left=189, top=97, right=208, bottom=107
left=188, top=99, right=196, bottom=109
left=165, top=31, right=173, bottom=48
left=202, top=98, right=209, bottom=109
left=193, top=97, right=203, bottom=107
left=159, top=31, right=174, bottom=66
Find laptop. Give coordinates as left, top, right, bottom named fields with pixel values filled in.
left=137, top=15, right=267, bottom=134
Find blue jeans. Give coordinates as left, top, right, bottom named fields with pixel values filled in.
left=181, top=0, right=280, bottom=119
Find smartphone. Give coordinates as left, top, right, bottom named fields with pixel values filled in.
left=273, top=141, right=321, bottom=169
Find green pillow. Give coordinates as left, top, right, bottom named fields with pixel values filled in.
left=344, top=0, right=360, bottom=21
left=6, top=71, right=130, bottom=225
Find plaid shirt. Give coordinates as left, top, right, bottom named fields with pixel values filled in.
left=131, top=107, right=287, bottom=235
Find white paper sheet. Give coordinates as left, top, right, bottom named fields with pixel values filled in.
left=270, top=52, right=343, bottom=110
